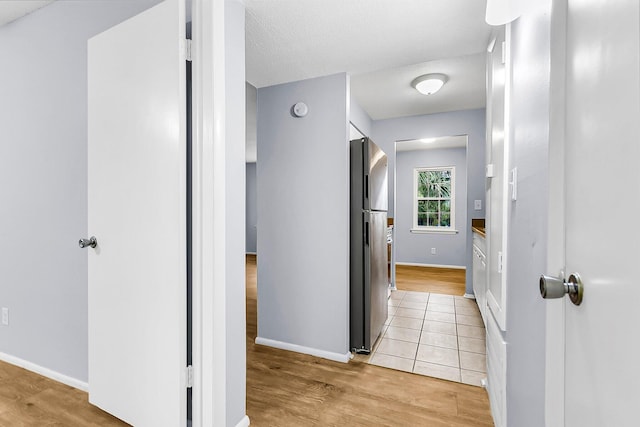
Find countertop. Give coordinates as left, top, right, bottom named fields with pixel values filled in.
left=471, top=218, right=486, bottom=238
left=472, top=226, right=486, bottom=238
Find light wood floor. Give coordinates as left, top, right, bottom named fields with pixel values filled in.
left=246, top=255, right=492, bottom=426
left=395, top=264, right=466, bottom=295
left=0, top=257, right=491, bottom=426
left=0, top=361, right=127, bottom=425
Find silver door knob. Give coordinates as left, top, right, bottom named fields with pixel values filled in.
left=79, top=236, right=97, bottom=249
left=539, top=273, right=583, bottom=306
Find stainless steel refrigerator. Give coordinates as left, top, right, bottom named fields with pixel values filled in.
left=350, top=137, right=389, bottom=354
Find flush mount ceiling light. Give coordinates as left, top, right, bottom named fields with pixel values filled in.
left=411, top=73, right=448, bottom=96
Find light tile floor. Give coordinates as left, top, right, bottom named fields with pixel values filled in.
left=367, top=290, right=487, bottom=387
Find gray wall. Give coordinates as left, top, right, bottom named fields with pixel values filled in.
left=245, top=162, right=257, bottom=253
left=246, top=81, right=257, bottom=253
left=349, top=90, right=373, bottom=137
left=371, top=109, right=485, bottom=294
left=0, top=0, right=162, bottom=383
left=504, top=5, right=551, bottom=426
left=246, top=82, right=257, bottom=162
left=256, top=73, right=350, bottom=356
left=395, top=147, right=467, bottom=267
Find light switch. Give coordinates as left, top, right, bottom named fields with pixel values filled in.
left=474, top=200, right=482, bottom=210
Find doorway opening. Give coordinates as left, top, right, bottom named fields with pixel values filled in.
left=363, top=135, right=486, bottom=386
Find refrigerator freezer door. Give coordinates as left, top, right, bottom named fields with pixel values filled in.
left=366, top=139, right=388, bottom=212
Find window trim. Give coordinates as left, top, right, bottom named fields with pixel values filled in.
left=412, top=166, right=457, bottom=233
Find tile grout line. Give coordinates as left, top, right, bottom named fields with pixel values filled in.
left=452, top=296, right=461, bottom=381
left=411, top=292, right=429, bottom=373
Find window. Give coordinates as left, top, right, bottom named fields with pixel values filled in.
left=413, top=167, right=455, bottom=231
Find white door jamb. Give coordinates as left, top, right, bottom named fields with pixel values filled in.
left=190, top=0, right=228, bottom=425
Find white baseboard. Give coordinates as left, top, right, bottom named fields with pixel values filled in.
left=395, top=262, right=466, bottom=270
left=0, top=351, right=88, bottom=391
left=464, top=293, right=476, bottom=300
left=235, top=415, right=250, bottom=427
left=245, top=252, right=256, bottom=255
left=255, top=337, right=351, bottom=363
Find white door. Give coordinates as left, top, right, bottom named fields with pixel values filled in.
left=561, top=0, right=640, bottom=425
left=87, top=0, right=186, bottom=425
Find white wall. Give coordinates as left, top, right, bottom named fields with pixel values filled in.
left=371, top=109, right=485, bottom=294
left=503, top=4, right=552, bottom=425
left=0, top=0, right=162, bottom=383
left=256, top=73, right=350, bottom=359
left=395, top=147, right=467, bottom=267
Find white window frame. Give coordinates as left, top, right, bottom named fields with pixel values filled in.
left=411, top=166, right=457, bottom=234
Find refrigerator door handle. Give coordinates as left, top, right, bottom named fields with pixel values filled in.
left=365, top=175, right=369, bottom=201
left=365, top=221, right=370, bottom=246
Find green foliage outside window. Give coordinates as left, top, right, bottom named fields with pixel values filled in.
left=415, top=169, right=453, bottom=228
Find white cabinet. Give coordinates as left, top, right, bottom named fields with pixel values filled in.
left=472, top=231, right=487, bottom=324
left=486, top=310, right=507, bottom=427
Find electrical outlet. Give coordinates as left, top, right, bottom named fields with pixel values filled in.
left=1, top=308, right=8, bottom=326
left=431, top=248, right=436, bottom=255
left=474, top=199, right=482, bottom=210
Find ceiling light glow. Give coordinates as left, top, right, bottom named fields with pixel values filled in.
left=411, top=73, right=448, bottom=95
left=485, top=0, right=537, bottom=26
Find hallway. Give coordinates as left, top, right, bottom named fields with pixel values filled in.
left=0, top=257, right=492, bottom=426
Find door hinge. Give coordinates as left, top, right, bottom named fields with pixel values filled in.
left=186, top=365, right=193, bottom=388
left=486, top=164, right=495, bottom=178
left=509, top=168, right=518, bottom=201
left=185, top=39, right=192, bottom=62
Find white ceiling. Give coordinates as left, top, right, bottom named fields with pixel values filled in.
left=351, top=53, right=486, bottom=120
left=0, top=0, right=491, bottom=161
left=0, top=1, right=53, bottom=27
left=245, top=0, right=492, bottom=121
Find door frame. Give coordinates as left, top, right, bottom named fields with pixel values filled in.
left=190, top=0, right=232, bottom=425
left=545, top=0, right=567, bottom=424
